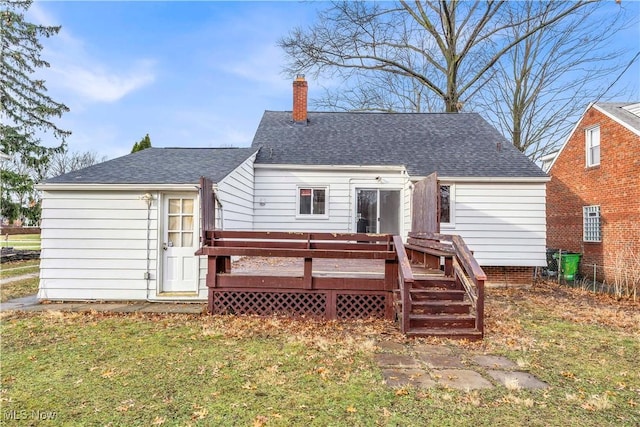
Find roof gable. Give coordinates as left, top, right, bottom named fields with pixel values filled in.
left=45, top=147, right=258, bottom=185
left=594, top=102, right=640, bottom=136
left=251, top=111, right=545, bottom=178
left=548, top=102, right=640, bottom=171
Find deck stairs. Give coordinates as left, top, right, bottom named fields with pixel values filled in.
left=393, top=233, right=486, bottom=340
left=393, top=270, right=482, bottom=340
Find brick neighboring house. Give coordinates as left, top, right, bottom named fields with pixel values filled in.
left=546, top=102, right=640, bottom=286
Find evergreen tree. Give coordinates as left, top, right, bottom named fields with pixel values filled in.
left=131, top=133, right=152, bottom=153
left=1, top=0, right=70, bottom=222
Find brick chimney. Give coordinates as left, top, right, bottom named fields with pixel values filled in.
left=292, top=74, right=308, bottom=123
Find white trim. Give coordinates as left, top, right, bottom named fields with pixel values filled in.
left=547, top=102, right=594, bottom=172
left=36, top=183, right=206, bottom=191
left=549, top=102, right=640, bottom=172
left=423, top=176, right=550, bottom=183
left=593, top=104, right=640, bottom=136
left=585, top=125, right=601, bottom=167
left=158, top=192, right=200, bottom=296
left=255, top=163, right=407, bottom=172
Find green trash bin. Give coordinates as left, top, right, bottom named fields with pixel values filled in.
left=553, top=252, right=581, bottom=281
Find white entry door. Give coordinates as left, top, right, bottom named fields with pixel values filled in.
left=161, top=194, right=198, bottom=293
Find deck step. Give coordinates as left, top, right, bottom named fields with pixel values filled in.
left=412, top=277, right=458, bottom=289
left=410, top=289, right=465, bottom=301
left=410, top=300, right=472, bottom=314
left=406, top=327, right=482, bottom=340
left=409, top=313, right=476, bottom=328
left=393, top=299, right=472, bottom=314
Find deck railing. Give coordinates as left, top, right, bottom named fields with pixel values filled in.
left=196, top=231, right=399, bottom=319
left=406, top=231, right=487, bottom=336
left=392, top=235, right=414, bottom=333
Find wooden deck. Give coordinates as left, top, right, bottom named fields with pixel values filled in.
left=231, top=257, right=443, bottom=278
left=197, top=231, right=486, bottom=339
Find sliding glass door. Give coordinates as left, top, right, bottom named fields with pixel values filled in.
left=355, top=189, right=401, bottom=235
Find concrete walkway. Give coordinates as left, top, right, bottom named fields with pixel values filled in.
left=0, top=272, right=39, bottom=285
left=0, top=294, right=206, bottom=314
left=375, top=342, right=549, bottom=391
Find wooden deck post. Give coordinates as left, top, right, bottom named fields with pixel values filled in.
left=303, top=258, right=313, bottom=289
left=207, top=255, right=229, bottom=314
left=476, top=279, right=485, bottom=337
left=384, top=259, right=398, bottom=291
left=444, top=257, right=453, bottom=276
left=206, top=256, right=218, bottom=288
left=326, top=290, right=336, bottom=319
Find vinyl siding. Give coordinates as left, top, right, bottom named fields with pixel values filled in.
left=253, top=167, right=411, bottom=234
left=38, top=190, right=207, bottom=301
left=217, top=152, right=256, bottom=230
left=38, top=190, right=158, bottom=301
left=442, top=182, right=547, bottom=267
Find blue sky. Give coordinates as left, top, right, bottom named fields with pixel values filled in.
left=31, top=1, right=324, bottom=159
left=29, top=1, right=640, bottom=161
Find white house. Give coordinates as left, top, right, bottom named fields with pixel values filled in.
left=36, top=78, right=549, bottom=302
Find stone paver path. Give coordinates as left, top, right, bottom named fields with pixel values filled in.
left=381, top=369, right=437, bottom=389
left=486, top=370, right=549, bottom=390
left=433, top=369, right=494, bottom=390
left=376, top=341, right=548, bottom=391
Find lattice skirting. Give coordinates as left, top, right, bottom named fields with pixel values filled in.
left=210, top=289, right=392, bottom=320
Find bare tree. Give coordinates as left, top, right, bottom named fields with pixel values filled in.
left=47, top=149, right=107, bottom=178
left=280, top=1, right=591, bottom=113
left=475, top=1, right=633, bottom=161
left=312, top=72, right=441, bottom=113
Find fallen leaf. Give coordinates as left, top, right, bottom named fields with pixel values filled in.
left=395, top=388, right=409, bottom=396
left=253, top=415, right=268, bottom=427
left=101, top=369, right=116, bottom=379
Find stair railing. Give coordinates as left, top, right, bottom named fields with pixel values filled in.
left=393, top=235, right=414, bottom=333
left=408, top=232, right=487, bottom=337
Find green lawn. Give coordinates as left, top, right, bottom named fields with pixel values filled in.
left=0, top=233, right=41, bottom=250
left=1, top=284, right=639, bottom=426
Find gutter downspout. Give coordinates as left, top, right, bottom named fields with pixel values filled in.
left=140, top=192, right=154, bottom=301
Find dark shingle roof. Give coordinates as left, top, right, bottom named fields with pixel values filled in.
left=595, top=102, right=640, bottom=134
left=251, top=111, right=546, bottom=178
left=45, top=147, right=258, bottom=184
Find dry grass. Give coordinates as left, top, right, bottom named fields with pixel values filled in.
left=0, top=276, right=39, bottom=302
left=1, top=280, right=639, bottom=425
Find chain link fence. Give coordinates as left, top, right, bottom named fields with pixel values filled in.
left=540, top=248, right=639, bottom=301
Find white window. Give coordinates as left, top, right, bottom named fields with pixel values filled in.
left=583, top=205, right=601, bottom=242
left=585, top=126, right=600, bottom=167
left=297, top=187, right=327, bottom=216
